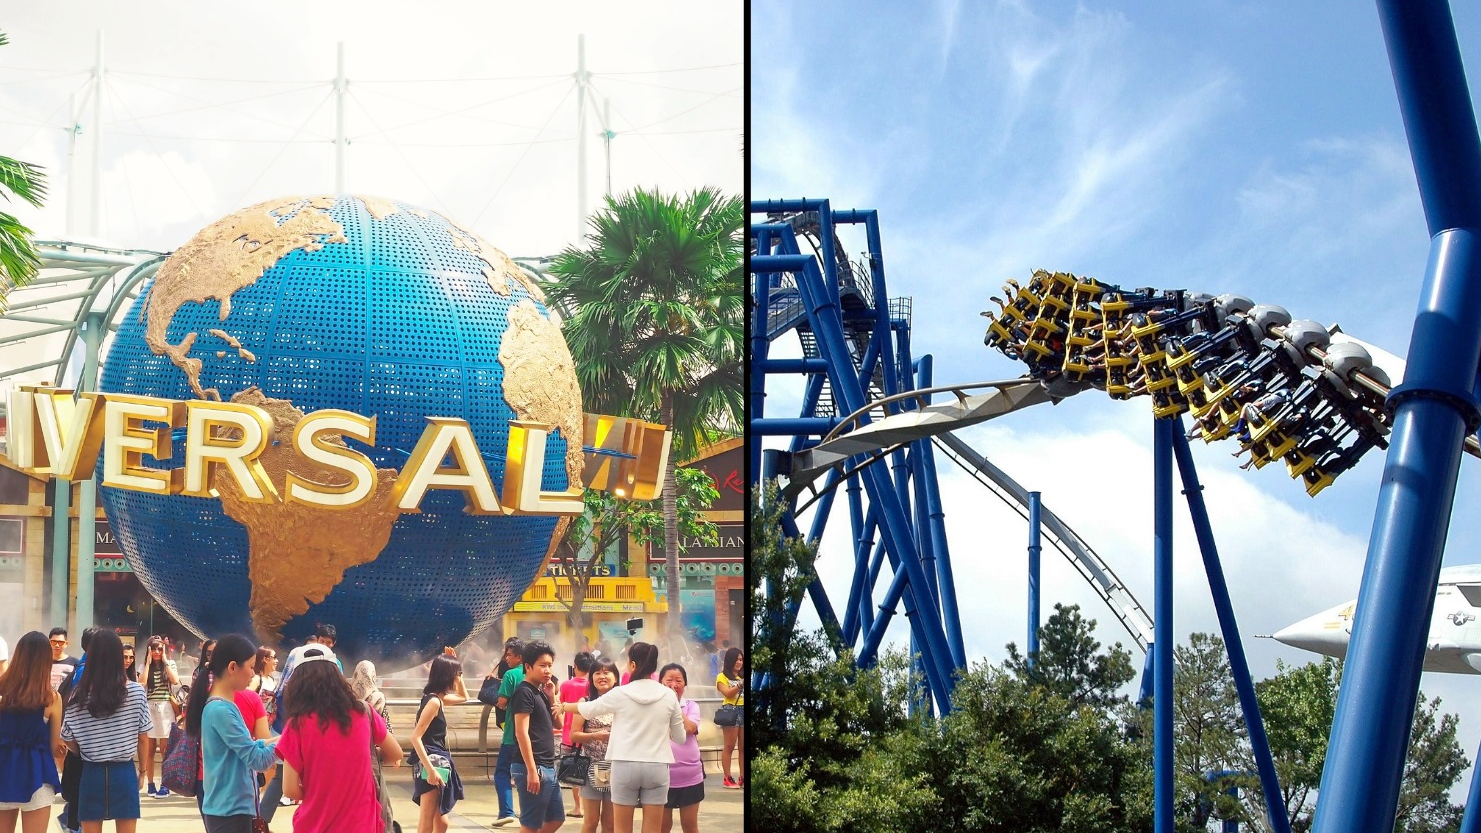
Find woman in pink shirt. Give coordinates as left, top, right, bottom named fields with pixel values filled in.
left=276, top=655, right=404, bottom=833
left=560, top=652, right=595, bottom=819
left=658, top=664, right=703, bottom=833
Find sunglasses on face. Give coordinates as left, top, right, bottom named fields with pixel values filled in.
left=50, top=640, right=67, bottom=646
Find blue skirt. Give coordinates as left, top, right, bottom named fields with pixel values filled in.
left=78, top=760, right=140, bottom=821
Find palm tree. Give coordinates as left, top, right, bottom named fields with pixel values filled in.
left=545, top=186, right=743, bottom=649
left=0, top=30, right=48, bottom=312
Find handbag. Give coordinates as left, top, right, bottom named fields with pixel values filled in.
left=363, top=703, right=400, bottom=833
left=160, top=722, right=199, bottom=797
left=557, top=744, right=592, bottom=787
left=714, top=704, right=743, bottom=727
left=589, top=759, right=611, bottom=789
left=252, top=768, right=272, bottom=833
left=477, top=675, right=502, bottom=706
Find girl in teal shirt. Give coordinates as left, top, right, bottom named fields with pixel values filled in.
left=184, top=634, right=278, bottom=833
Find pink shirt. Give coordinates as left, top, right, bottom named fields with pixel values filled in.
left=276, top=709, right=388, bottom=833
left=559, top=677, right=588, bottom=745
left=669, top=698, right=703, bottom=788
left=202, top=690, right=267, bottom=780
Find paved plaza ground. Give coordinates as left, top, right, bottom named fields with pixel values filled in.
left=45, top=768, right=744, bottom=832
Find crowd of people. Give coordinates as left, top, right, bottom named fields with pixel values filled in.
left=0, top=625, right=745, bottom=833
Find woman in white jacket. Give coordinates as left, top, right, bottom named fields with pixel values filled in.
left=559, top=642, right=684, bottom=833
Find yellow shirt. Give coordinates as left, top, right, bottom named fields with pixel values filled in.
left=716, top=673, right=743, bottom=706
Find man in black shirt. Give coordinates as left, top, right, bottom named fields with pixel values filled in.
left=511, top=639, right=564, bottom=833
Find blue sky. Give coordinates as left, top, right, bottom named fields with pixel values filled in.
left=754, top=0, right=1481, bottom=795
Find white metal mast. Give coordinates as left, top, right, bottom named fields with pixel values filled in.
left=66, top=31, right=104, bottom=238
left=602, top=98, right=614, bottom=196
left=575, top=35, right=589, bottom=240
left=90, top=32, right=103, bottom=236
left=335, top=42, right=348, bottom=194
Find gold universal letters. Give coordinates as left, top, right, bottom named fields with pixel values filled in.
left=4, top=388, right=671, bottom=516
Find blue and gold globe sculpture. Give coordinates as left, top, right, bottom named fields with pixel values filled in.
left=98, top=195, right=582, bottom=668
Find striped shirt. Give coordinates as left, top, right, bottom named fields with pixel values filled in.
left=61, top=681, right=152, bottom=762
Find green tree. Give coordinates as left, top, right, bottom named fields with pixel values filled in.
left=1253, top=657, right=1340, bottom=832
left=934, top=661, right=1148, bottom=833
left=1394, top=695, right=1467, bottom=833
left=1246, top=658, right=1466, bottom=833
left=544, top=187, right=742, bottom=648
left=750, top=482, right=931, bottom=833
left=1170, top=633, right=1254, bottom=831
left=1005, top=602, right=1135, bottom=709
left=550, top=466, right=718, bottom=642
left=0, top=31, right=47, bottom=311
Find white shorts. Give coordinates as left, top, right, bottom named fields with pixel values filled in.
left=148, top=700, right=175, bottom=739
left=0, top=783, right=56, bottom=812
left=608, top=761, right=669, bottom=807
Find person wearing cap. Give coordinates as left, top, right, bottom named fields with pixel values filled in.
left=262, top=624, right=342, bottom=822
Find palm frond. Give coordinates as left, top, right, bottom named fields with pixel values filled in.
left=0, top=157, right=47, bottom=208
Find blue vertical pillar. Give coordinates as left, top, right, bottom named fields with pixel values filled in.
left=1172, top=426, right=1291, bottom=833
left=1315, top=4, right=1481, bottom=832
left=50, top=479, right=70, bottom=629
left=749, top=231, right=772, bottom=484
left=1027, top=491, right=1042, bottom=665
left=1460, top=734, right=1481, bottom=833
left=75, top=312, right=103, bottom=632
left=1153, top=418, right=1175, bottom=833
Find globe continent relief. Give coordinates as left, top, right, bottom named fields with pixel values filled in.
left=98, top=194, right=583, bottom=669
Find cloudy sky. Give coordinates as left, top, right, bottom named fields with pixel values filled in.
left=754, top=0, right=1481, bottom=795
left=0, top=1, right=742, bottom=258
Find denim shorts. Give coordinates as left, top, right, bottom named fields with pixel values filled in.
left=510, top=763, right=565, bottom=829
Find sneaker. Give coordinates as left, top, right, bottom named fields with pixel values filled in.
left=723, top=776, right=740, bottom=789
left=154, top=786, right=169, bottom=798
left=492, top=817, right=516, bottom=828
left=279, top=796, right=294, bottom=807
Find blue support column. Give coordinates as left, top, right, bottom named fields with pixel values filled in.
left=750, top=233, right=771, bottom=483
left=842, top=478, right=869, bottom=645
left=1171, top=425, right=1291, bottom=833
left=50, top=479, right=70, bottom=629
left=915, top=354, right=966, bottom=668
left=1460, top=734, right=1481, bottom=833
left=1153, top=418, right=1175, bottom=833
left=1027, top=491, right=1042, bottom=665
left=1315, top=5, right=1481, bottom=832
left=75, top=312, right=102, bottom=632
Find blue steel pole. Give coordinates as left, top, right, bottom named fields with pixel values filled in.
left=1153, top=418, right=1175, bottom=833
left=915, top=354, right=966, bottom=668
left=750, top=231, right=772, bottom=485
left=1315, top=5, right=1481, bottom=832
left=842, top=496, right=875, bottom=646
left=817, top=201, right=840, bottom=309
left=863, top=211, right=901, bottom=406
left=1027, top=491, right=1042, bottom=666
left=1171, top=426, right=1291, bottom=833
left=1460, top=736, right=1481, bottom=833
